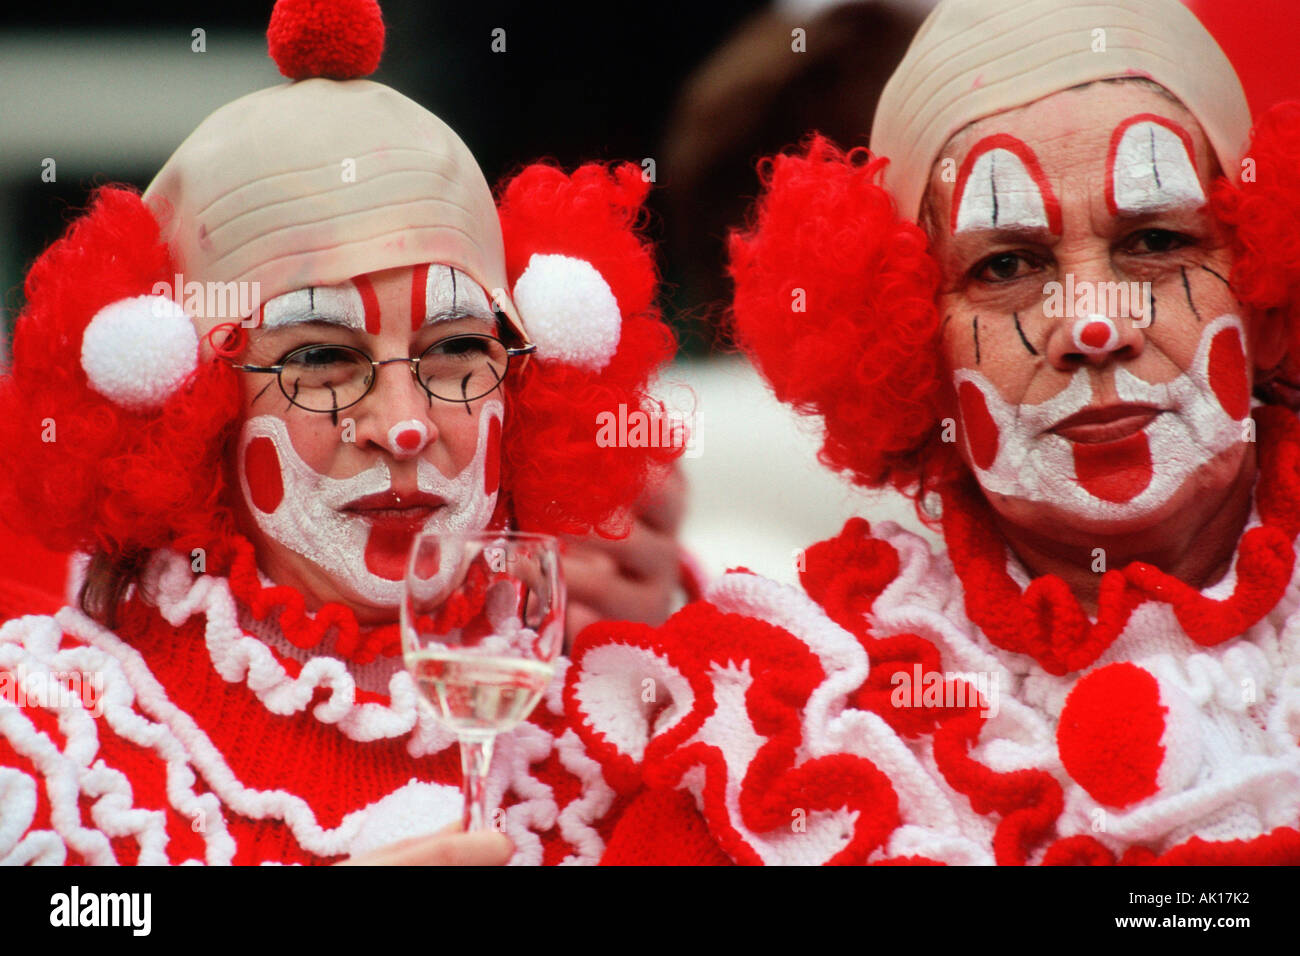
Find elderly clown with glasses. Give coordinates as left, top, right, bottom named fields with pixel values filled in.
left=0, top=0, right=680, bottom=866
left=563, top=0, right=1300, bottom=865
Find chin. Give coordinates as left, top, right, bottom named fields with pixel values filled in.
left=982, top=442, right=1254, bottom=544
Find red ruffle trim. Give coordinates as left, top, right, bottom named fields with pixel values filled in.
left=224, top=534, right=400, bottom=665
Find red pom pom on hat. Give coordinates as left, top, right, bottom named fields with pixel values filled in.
left=267, top=0, right=385, bottom=80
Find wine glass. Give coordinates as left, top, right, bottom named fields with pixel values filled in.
left=400, top=531, right=565, bottom=833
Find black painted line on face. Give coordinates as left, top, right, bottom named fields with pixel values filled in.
left=1181, top=266, right=1201, bottom=321
left=990, top=152, right=999, bottom=228
left=1013, top=311, right=1038, bottom=356
left=1149, top=284, right=1157, bottom=326
left=253, top=379, right=276, bottom=405
left=1201, top=265, right=1231, bottom=288
left=1149, top=125, right=1162, bottom=190
left=450, top=267, right=457, bottom=314
left=973, top=316, right=981, bottom=364
left=942, top=313, right=953, bottom=332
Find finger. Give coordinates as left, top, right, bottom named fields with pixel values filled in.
left=637, top=463, right=688, bottom=535
left=341, top=830, right=514, bottom=866
left=566, top=601, right=602, bottom=647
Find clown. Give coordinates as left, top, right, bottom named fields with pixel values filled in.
left=0, top=0, right=680, bottom=865
left=562, top=0, right=1300, bottom=865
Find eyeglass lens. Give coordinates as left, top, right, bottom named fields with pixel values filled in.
left=278, top=336, right=509, bottom=412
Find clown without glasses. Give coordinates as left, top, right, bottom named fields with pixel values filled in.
left=0, top=0, right=681, bottom=865
left=562, top=0, right=1300, bottom=865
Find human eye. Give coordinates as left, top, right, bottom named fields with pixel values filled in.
left=429, top=335, right=493, bottom=359
left=971, top=250, right=1041, bottom=283
left=1122, top=228, right=1194, bottom=255
left=281, top=344, right=357, bottom=367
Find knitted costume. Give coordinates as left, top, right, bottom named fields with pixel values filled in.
left=0, top=534, right=619, bottom=865
left=564, top=406, right=1300, bottom=865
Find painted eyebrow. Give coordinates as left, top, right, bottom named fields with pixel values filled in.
left=1112, top=200, right=1208, bottom=221
left=425, top=306, right=497, bottom=326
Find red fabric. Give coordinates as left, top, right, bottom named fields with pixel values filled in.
left=1185, top=0, right=1300, bottom=117
left=602, top=789, right=734, bottom=866
left=267, top=0, right=385, bottom=81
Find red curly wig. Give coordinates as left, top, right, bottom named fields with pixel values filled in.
left=730, top=107, right=1300, bottom=507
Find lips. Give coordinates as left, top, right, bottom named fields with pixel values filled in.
left=1049, top=404, right=1163, bottom=444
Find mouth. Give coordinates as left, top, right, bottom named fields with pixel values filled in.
left=342, top=489, right=447, bottom=527
left=1048, top=404, right=1164, bottom=444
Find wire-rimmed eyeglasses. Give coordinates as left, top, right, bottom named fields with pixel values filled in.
left=227, top=333, right=537, bottom=415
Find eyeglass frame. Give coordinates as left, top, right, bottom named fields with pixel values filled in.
left=225, top=329, right=537, bottom=415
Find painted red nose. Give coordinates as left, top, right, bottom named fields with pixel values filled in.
left=1079, top=320, right=1113, bottom=349
left=395, top=428, right=423, bottom=451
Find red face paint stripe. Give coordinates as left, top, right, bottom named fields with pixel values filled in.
left=1207, top=326, right=1250, bottom=421
left=1105, top=113, right=1200, bottom=216
left=957, top=381, right=999, bottom=471
left=352, top=274, right=382, bottom=335
left=410, top=263, right=430, bottom=332
left=484, top=415, right=502, bottom=496
left=951, top=133, right=1062, bottom=235
left=244, top=436, right=284, bottom=513
left=1072, top=430, right=1154, bottom=503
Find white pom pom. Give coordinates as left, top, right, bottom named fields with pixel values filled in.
left=80, top=295, right=199, bottom=410
left=512, top=253, right=621, bottom=372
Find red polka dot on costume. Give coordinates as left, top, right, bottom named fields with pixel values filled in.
left=244, top=437, right=285, bottom=514
left=1207, top=326, right=1250, bottom=421
left=957, top=381, right=999, bottom=471
left=267, top=0, right=385, bottom=81
left=1058, top=662, right=1166, bottom=808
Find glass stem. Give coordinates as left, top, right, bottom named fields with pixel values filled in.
left=458, top=734, right=496, bottom=833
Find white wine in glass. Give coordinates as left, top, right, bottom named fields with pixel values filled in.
left=401, top=531, right=565, bottom=832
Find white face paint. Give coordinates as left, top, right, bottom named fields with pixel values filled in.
left=1110, top=116, right=1206, bottom=214
left=237, top=399, right=503, bottom=607
left=955, top=315, right=1249, bottom=521
left=953, top=135, right=1058, bottom=235
left=423, top=264, right=494, bottom=325
left=260, top=282, right=368, bottom=331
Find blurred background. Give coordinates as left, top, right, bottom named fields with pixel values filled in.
left=2, top=0, right=1296, bottom=586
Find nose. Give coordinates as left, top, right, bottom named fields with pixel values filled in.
left=355, top=359, right=438, bottom=458
left=1043, top=265, right=1147, bottom=370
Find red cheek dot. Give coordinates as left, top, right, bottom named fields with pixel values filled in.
left=244, top=437, right=284, bottom=513
left=1079, top=321, right=1112, bottom=349
left=484, top=416, right=502, bottom=497
left=957, top=381, right=999, bottom=471
left=395, top=428, right=422, bottom=451
left=1207, top=327, right=1250, bottom=420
